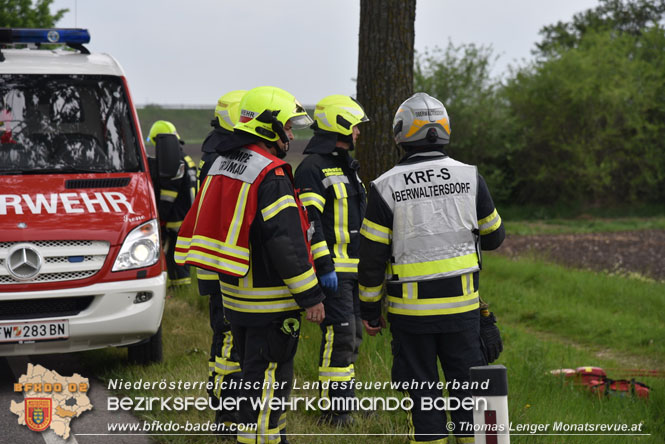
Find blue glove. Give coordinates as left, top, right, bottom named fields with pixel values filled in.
left=319, top=271, right=338, bottom=293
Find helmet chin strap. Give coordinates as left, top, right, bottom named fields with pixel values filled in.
left=256, top=110, right=290, bottom=157
left=268, top=140, right=289, bottom=159
left=337, top=133, right=354, bottom=151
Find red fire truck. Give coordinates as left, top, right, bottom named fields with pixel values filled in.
left=0, top=28, right=175, bottom=364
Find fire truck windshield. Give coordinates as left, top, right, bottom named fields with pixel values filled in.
left=0, top=74, right=142, bottom=174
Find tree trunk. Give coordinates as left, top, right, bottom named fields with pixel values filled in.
left=356, top=0, right=416, bottom=184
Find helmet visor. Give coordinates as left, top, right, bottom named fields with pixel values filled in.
left=289, top=113, right=314, bottom=130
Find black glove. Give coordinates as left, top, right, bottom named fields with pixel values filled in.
left=479, top=310, right=503, bottom=363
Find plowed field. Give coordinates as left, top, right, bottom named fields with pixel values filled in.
left=498, top=230, right=665, bottom=281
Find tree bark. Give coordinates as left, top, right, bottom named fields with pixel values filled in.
left=356, top=0, right=416, bottom=183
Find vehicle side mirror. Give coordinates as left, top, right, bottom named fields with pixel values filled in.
left=154, top=133, right=182, bottom=179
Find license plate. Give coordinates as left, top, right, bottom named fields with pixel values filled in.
left=0, top=320, right=69, bottom=343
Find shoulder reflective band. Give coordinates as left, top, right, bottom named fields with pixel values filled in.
left=300, top=192, right=325, bottom=213
left=479, top=208, right=502, bottom=235
left=387, top=293, right=479, bottom=316
left=360, top=219, right=391, bottom=245
left=359, top=283, right=383, bottom=302
left=310, top=241, right=331, bottom=260
left=283, top=267, right=317, bottom=294
left=160, top=189, right=177, bottom=202
left=261, top=194, right=297, bottom=221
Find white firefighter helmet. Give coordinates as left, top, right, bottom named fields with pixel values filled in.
left=393, top=92, right=450, bottom=148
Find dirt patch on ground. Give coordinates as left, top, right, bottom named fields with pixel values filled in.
left=498, top=230, right=665, bottom=281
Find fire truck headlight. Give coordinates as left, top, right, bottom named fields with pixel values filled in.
left=112, top=219, right=160, bottom=271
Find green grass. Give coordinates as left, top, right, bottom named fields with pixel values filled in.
left=137, top=106, right=213, bottom=145
left=79, top=252, right=665, bottom=443
left=483, top=253, right=665, bottom=366
left=496, top=321, right=663, bottom=443
left=505, top=217, right=665, bottom=235
left=501, top=202, right=665, bottom=235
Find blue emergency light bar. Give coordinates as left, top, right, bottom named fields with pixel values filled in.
left=0, top=28, right=90, bottom=45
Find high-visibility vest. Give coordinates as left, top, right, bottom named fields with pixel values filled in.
left=372, top=154, right=480, bottom=283
left=175, top=144, right=312, bottom=277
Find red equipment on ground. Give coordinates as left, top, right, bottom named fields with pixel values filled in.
left=549, top=366, right=651, bottom=399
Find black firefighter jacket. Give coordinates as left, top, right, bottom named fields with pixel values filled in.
left=158, top=149, right=197, bottom=231
left=294, top=133, right=367, bottom=279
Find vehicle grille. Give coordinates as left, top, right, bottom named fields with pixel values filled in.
left=0, top=296, right=95, bottom=320
left=65, top=177, right=131, bottom=189
left=0, top=240, right=110, bottom=285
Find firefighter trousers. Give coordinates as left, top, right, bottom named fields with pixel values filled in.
left=231, top=316, right=300, bottom=444
left=391, top=324, right=486, bottom=443
left=208, top=292, right=241, bottom=423
left=318, top=278, right=363, bottom=411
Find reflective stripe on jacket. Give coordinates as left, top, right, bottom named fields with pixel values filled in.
left=294, top=149, right=366, bottom=277
left=371, top=154, right=480, bottom=282
left=358, top=149, right=504, bottom=331
left=176, top=144, right=323, bottom=323
left=176, top=145, right=291, bottom=276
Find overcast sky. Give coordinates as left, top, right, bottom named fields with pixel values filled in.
left=51, top=0, right=600, bottom=107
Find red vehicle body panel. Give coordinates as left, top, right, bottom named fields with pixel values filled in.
left=0, top=75, right=165, bottom=292
left=0, top=173, right=164, bottom=292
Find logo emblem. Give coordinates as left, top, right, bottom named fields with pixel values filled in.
left=6, top=244, right=43, bottom=281
left=47, top=30, right=60, bottom=43
left=25, top=398, right=52, bottom=432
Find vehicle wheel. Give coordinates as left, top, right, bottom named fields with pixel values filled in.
left=128, top=326, right=163, bottom=365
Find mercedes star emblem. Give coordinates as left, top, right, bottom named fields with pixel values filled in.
left=6, top=244, right=43, bottom=281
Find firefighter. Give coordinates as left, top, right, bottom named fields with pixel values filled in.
left=358, top=92, right=505, bottom=443
left=175, top=86, right=325, bottom=444
left=196, top=90, right=246, bottom=430
left=293, top=95, right=369, bottom=426
left=199, top=89, right=247, bottom=179
left=147, top=120, right=197, bottom=288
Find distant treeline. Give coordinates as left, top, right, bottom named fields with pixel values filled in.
left=415, top=0, right=665, bottom=206
left=140, top=1, right=665, bottom=207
